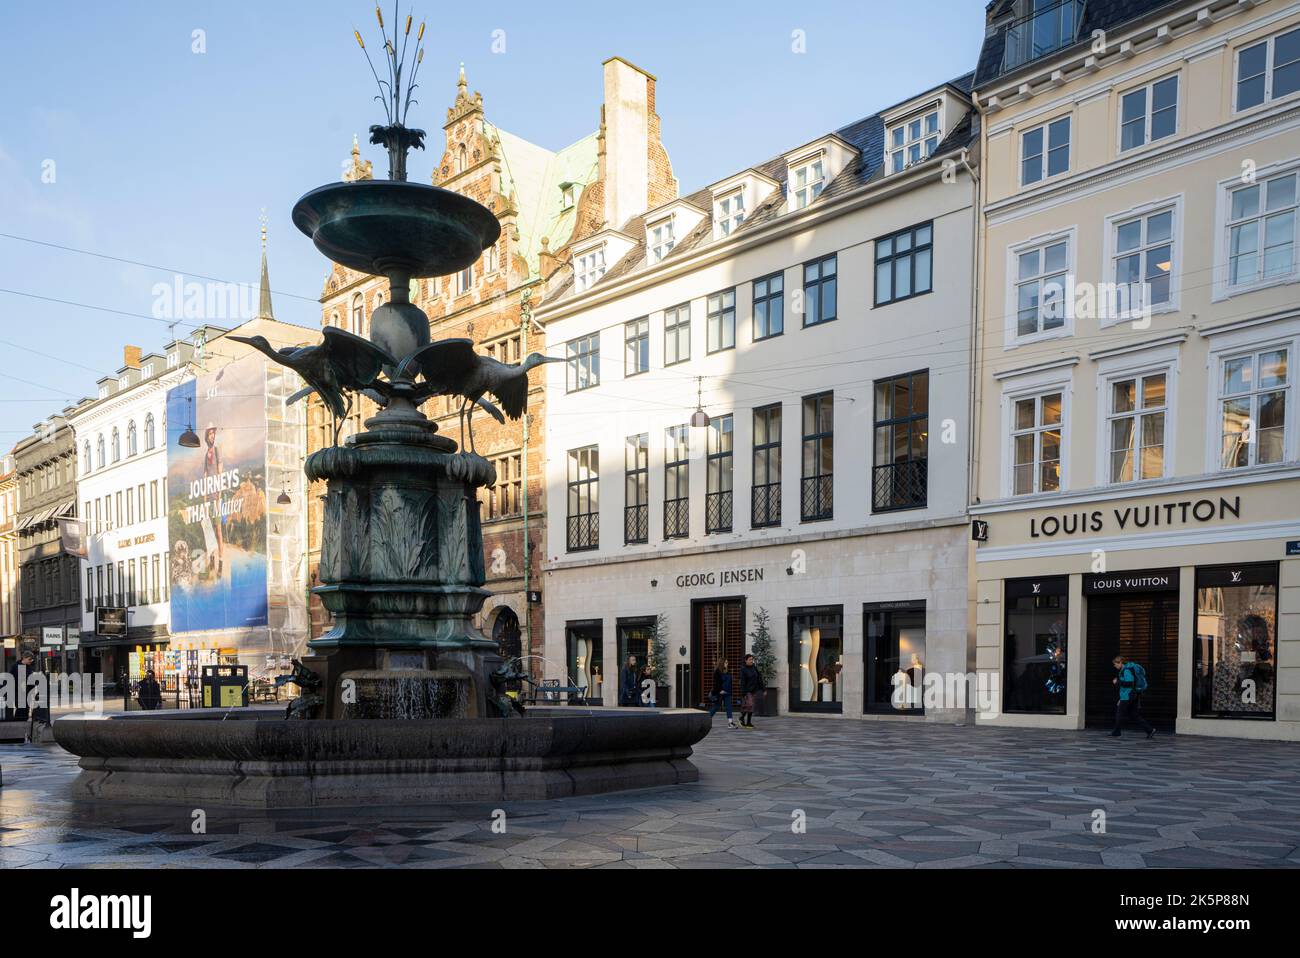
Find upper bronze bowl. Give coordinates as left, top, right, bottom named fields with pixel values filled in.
left=292, top=179, right=501, bottom=278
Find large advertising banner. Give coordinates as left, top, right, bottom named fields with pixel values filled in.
left=166, top=356, right=269, bottom=632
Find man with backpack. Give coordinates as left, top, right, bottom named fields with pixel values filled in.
left=1111, top=655, right=1155, bottom=739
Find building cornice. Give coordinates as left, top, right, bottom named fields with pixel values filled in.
left=543, top=515, right=968, bottom=574
left=973, top=462, right=1300, bottom=515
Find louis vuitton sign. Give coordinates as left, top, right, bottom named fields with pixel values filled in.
left=1029, top=495, right=1241, bottom=539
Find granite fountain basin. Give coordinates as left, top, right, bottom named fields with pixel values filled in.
left=52, top=708, right=711, bottom=808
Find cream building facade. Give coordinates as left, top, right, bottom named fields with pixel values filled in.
left=971, top=0, right=1300, bottom=739
left=537, top=76, right=981, bottom=721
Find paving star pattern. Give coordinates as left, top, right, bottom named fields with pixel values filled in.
left=2, top=717, right=1298, bottom=868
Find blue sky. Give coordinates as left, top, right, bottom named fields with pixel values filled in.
left=0, top=0, right=985, bottom=445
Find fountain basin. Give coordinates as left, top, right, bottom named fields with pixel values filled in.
left=292, top=179, right=501, bottom=277
left=52, top=709, right=710, bottom=807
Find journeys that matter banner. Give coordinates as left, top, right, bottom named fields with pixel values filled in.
left=165, top=355, right=269, bottom=633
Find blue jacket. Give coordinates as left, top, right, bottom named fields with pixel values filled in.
left=1117, top=662, right=1142, bottom=701
left=713, top=671, right=733, bottom=697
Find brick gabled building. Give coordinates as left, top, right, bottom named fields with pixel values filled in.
left=306, top=59, right=679, bottom=669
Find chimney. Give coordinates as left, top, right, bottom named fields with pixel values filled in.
left=601, top=57, right=655, bottom=232
left=123, top=346, right=142, bottom=369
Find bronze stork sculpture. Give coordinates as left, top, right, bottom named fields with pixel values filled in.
left=228, top=327, right=395, bottom=445
left=403, top=338, right=561, bottom=453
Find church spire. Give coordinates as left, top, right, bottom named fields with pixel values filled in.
left=256, top=211, right=274, bottom=322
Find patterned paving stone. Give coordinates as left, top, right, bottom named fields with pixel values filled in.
left=3, top=717, right=1300, bottom=868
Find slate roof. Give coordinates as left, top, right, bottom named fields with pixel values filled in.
left=545, top=72, right=978, bottom=306
left=975, top=0, right=1185, bottom=87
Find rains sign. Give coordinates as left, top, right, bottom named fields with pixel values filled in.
left=166, top=356, right=269, bottom=632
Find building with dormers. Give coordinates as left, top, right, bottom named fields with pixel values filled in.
left=969, top=0, right=1300, bottom=740
left=535, top=74, right=981, bottom=720
left=306, top=59, right=679, bottom=671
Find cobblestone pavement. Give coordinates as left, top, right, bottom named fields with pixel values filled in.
left=2, top=717, right=1298, bottom=868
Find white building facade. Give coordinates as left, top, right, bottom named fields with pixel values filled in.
left=537, top=79, right=981, bottom=721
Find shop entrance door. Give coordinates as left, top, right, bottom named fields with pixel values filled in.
left=1085, top=593, right=1178, bottom=730
left=691, top=598, right=744, bottom=709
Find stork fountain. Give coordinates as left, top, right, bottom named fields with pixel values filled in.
left=53, top=7, right=709, bottom=807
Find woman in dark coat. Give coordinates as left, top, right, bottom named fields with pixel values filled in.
left=619, top=655, right=639, bottom=707
left=706, top=658, right=737, bottom=728
left=137, top=669, right=163, bottom=711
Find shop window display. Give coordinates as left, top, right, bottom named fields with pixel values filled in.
left=1003, top=577, right=1068, bottom=714
left=789, top=606, right=843, bottom=711
left=1194, top=564, right=1278, bottom=719
left=566, top=620, right=603, bottom=705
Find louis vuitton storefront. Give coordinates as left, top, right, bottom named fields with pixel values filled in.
left=973, top=479, right=1298, bottom=741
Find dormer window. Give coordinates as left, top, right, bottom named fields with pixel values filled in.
left=715, top=192, right=745, bottom=237
left=98, top=386, right=108, bottom=399
left=789, top=158, right=825, bottom=210
left=560, top=184, right=576, bottom=210
left=143, top=363, right=154, bottom=377
left=889, top=111, right=941, bottom=173
left=576, top=246, right=606, bottom=292
left=167, top=352, right=179, bottom=368
left=648, top=219, right=676, bottom=263
left=118, top=376, right=130, bottom=390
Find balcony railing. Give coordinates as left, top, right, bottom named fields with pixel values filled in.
left=664, top=497, right=689, bottom=539
left=751, top=482, right=781, bottom=528
left=872, top=458, right=928, bottom=513
left=1002, top=0, right=1085, bottom=73
left=705, top=490, right=733, bottom=534
left=624, top=503, right=648, bottom=545
left=801, top=474, right=833, bottom=522
left=566, top=512, right=599, bottom=552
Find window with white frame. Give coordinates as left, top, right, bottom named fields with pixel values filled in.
left=1236, top=27, right=1300, bottom=112
left=789, top=157, right=825, bottom=210
left=456, top=264, right=473, bottom=295
left=1219, top=347, right=1290, bottom=470
left=1020, top=116, right=1070, bottom=185
left=565, top=333, right=600, bottom=393
left=575, top=246, right=606, bottom=292
left=167, top=352, right=179, bottom=368
left=1013, top=237, right=1070, bottom=339
left=648, top=219, right=675, bottom=263
left=888, top=110, right=941, bottom=173
left=561, top=184, right=575, bottom=210
left=664, top=303, right=691, bottom=366
left=351, top=294, right=365, bottom=333
left=1226, top=171, right=1297, bottom=289
left=1107, top=371, right=1167, bottom=483
left=1120, top=75, right=1178, bottom=152
left=1010, top=390, right=1064, bottom=495
left=715, top=192, right=745, bottom=237
left=1112, top=207, right=1174, bottom=315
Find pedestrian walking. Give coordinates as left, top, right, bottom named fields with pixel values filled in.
left=1111, top=655, right=1155, bottom=739
left=619, top=655, right=640, bottom=707
left=138, top=669, right=163, bottom=711
left=739, top=653, right=763, bottom=729
left=6, top=650, right=35, bottom=722
left=706, top=658, right=737, bottom=729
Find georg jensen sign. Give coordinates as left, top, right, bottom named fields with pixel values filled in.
left=675, top=567, right=765, bottom=589
left=1030, top=495, right=1240, bottom=539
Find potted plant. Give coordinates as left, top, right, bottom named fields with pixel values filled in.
left=749, top=606, right=779, bottom=717
left=647, top=613, right=671, bottom=708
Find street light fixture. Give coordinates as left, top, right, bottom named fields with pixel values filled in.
left=689, top=376, right=709, bottom=428
left=178, top=395, right=201, bottom=448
